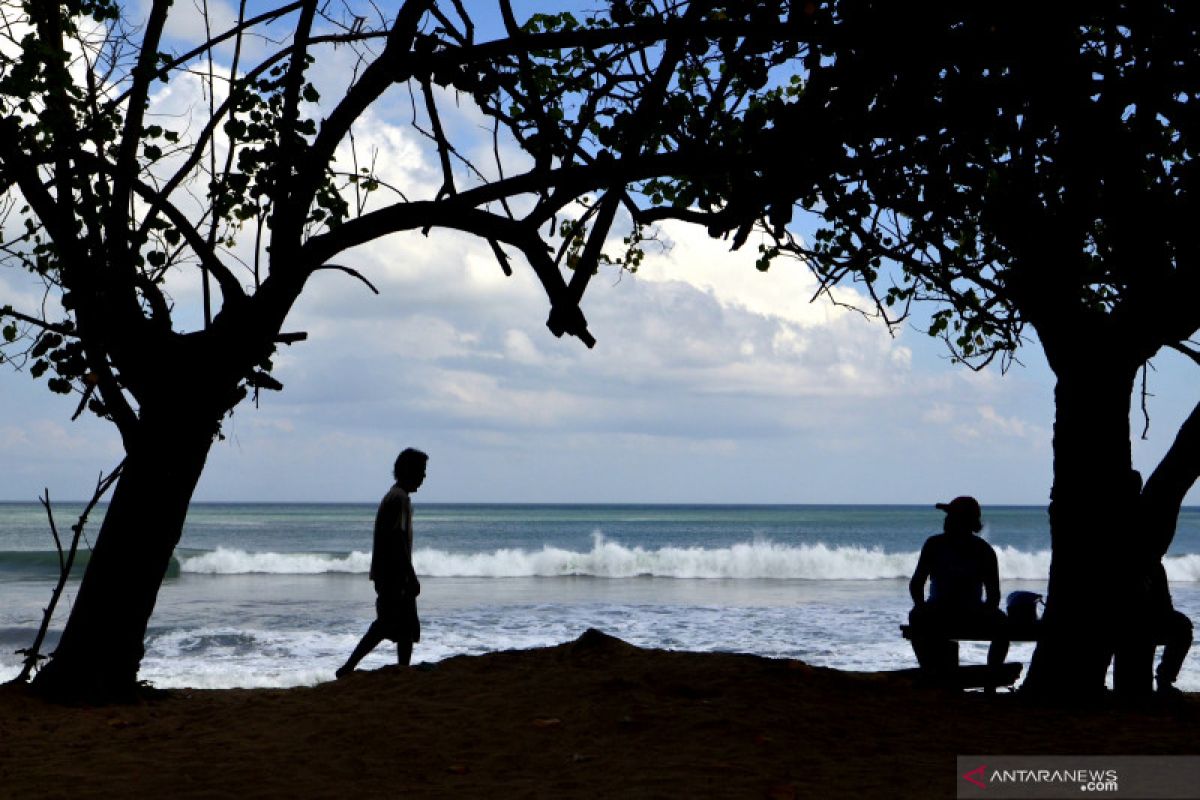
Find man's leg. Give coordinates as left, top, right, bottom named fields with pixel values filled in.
left=396, top=640, right=413, bottom=667
left=985, top=607, right=1010, bottom=668
left=910, top=604, right=956, bottom=672
left=337, top=621, right=385, bottom=678
left=1156, top=610, right=1193, bottom=692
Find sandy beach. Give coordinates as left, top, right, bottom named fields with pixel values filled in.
left=0, top=630, right=1195, bottom=799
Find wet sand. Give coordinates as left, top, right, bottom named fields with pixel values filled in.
left=0, top=630, right=1194, bottom=799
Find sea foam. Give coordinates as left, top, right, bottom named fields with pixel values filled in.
left=180, top=547, right=372, bottom=575
left=175, top=536, right=1062, bottom=581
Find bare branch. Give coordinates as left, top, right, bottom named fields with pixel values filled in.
left=0, top=306, right=75, bottom=337
left=1140, top=362, right=1153, bottom=440
left=312, top=263, right=380, bottom=294
left=108, top=0, right=171, bottom=252
left=127, top=179, right=248, bottom=309
left=1169, top=340, right=1200, bottom=368
left=291, top=0, right=433, bottom=236
left=9, top=463, right=125, bottom=685
left=421, top=77, right=456, bottom=201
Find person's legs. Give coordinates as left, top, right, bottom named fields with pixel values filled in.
left=337, top=621, right=385, bottom=678
left=396, top=640, right=413, bottom=666
left=909, top=603, right=957, bottom=672
left=1156, top=610, right=1193, bottom=691
left=984, top=606, right=1010, bottom=667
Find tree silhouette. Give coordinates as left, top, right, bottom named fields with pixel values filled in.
left=647, top=0, right=1200, bottom=696
left=0, top=0, right=815, bottom=699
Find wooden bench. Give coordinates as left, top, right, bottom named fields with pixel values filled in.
left=898, top=623, right=1040, bottom=690
left=899, top=622, right=1172, bottom=690
left=892, top=662, right=1024, bottom=690
left=900, top=623, right=1042, bottom=643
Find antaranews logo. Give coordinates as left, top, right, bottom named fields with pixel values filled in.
left=962, top=765, right=987, bottom=790
left=960, top=755, right=1200, bottom=799
left=960, top=763, right=1120, bottom=794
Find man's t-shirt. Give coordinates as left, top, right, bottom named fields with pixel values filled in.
left=916, top=533, right=999, bottom=606
left=369, top=484, right=413, bottom=594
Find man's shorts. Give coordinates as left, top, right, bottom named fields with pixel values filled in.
left=375, top=591, right=420, bottom=643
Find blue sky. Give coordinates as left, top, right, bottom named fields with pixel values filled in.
left=0, top=1, right=1196, bottom=505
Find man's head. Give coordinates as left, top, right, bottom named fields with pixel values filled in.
left=936, top=496, right=982, bottom=535
left=394, top=448, right=428, bottom=492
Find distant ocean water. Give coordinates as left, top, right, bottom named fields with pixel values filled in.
left=1, top=503, right=1197, bottom=690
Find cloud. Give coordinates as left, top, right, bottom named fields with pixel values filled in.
left=635, top=221, right=874, bottom=326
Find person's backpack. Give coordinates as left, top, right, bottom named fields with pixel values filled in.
left=1006, top=590, right=1043, bottom=626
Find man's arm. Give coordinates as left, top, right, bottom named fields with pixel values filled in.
left=404, top=538, right=420, bottom=596
left=910, top=542, right=931, bottom=606
left=984, top=545, right=1001, bottom=607
left=401, top=495, right=420, bottom=597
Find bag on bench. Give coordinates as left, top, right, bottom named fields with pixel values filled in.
left=1005, top=591, right=1042, bottom=626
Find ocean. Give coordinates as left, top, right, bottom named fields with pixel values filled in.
left=1, top=503, right=1198, bottom=690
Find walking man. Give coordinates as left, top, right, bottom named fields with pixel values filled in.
left=337, top=448, right=428, bottom=677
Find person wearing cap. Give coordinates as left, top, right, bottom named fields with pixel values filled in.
left=908, top=496, right=1009, bottom=671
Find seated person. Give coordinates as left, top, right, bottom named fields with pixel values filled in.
left=908, top=496, right=1009, bottom=671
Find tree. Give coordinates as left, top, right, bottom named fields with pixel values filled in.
left=0, top=0, right=813, bottom=699
left=644, top=0, right=1200, bottom=696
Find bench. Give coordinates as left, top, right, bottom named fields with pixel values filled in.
left=899, top=621, right=1175, bottom=690
left=892, top=662, right=1024, bottom=690
left=898, top=623, right=1041, bottom=691
left=899, top=623, right=1042, bottom=643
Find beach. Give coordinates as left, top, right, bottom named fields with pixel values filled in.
left=1, top=630, right=1195, bottom=799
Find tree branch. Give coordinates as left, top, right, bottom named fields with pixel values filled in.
left=0, top=306, right=75, bottom=337
left=127, top=180, right=248, bottom=310
left=290, top=0, right=432, bottom=236
left=1142, top=398, right=1200, bottom=557
left=1169, top=340, right=1200, bottom=368
left=303, top=201, right=594, bottom=346
left=9, top=463, right=125, bottom=685
left=270, top=0, right=319, bottom=238
left=104, top=0, right=306, bottom=110
left=107, top=0, right=171, bottom=255
left=312, top=263, right=380, bottom=294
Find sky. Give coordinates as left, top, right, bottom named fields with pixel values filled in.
left=0, top=1, right=1197, bottom=505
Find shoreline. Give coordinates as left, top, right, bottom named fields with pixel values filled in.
left=1, top=630, right=1195, bottom=799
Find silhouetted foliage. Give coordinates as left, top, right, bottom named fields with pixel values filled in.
left=0, top=0, right=821, bottom=699
left=642, top=0, right=1200, bottom=696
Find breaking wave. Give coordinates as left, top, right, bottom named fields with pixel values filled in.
left=5, top=540, right=1195, bottom=581
left=169, top=537, right=1070, bottom=581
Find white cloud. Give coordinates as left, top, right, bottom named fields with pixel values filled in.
left=635, top=221, right=874, bottom=327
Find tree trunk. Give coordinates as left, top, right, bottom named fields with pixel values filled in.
left=1023, top=364, right=1151, bottom=699
left=31, top=408, right=217, bottom=701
